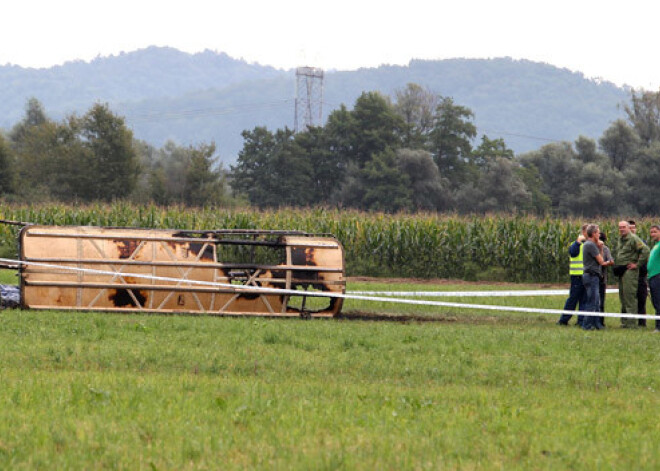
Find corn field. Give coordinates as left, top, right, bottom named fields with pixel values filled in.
left=0, top=202, right=654, bottom=282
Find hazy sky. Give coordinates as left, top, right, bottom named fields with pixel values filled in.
left=2, top=0, right=660, bottom=89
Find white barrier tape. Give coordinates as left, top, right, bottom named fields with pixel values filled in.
left=1, top=258, right=301, bottom=294
left=0, top=258, right=656, bottom=321
left=349, top=289, right=620, bottom=297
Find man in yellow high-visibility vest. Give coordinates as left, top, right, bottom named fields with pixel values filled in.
left=558, top=224, right=588, bottom=326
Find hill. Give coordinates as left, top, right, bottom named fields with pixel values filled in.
left=0, top=47, right=630, bottom=162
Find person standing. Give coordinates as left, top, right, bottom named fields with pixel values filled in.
left=614, top=221, right=650, bottom=328
left=597, top=232, right=613, bottom=326
left=582, top=225, right=614, bottom=330
left=629, top=220, right=650, bottom=327
left=558, top=224, right=588, bottom=326
left=647, top=225, right=660, bottom=333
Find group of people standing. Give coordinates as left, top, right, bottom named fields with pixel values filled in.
left=558, top=220, right=660, bottom=331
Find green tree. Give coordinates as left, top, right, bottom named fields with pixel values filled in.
left=0, top=134, right=14, bottom=195
left=623, top=142, right=660, bottom=215
left=148, top=165, right=169, bottom=205
left=333, top=163, right=364, bottom=209
left=393, top=83, right=438, bottom=148
left=266, top=129, right=314, bottom=207
left=359, top=148, right=412, bottom=212
left=294, top=126, right=346, bottom=204
left=8, top=98, right=56, bottom=199
left=472, top=135, right=514, bottom=168
left=324, top=104, right=355, bottom=161
left=231, top=127, right=314, bottom=207
left=153, top=141, right=192, bottom=203
left=9, top=98, right=48, bottom=151
left=139, top=141, right=229, bottom=206
left=515, top=164, right=551, bottom=214
left=455, top=158, right=530, bottom=213
left=519, top=142, right=579, bottom=215
left=625, top=90, right=660, bottom=145
left=47, top=119, right=95, bottom=201
left=11, top=119, right=66, bottom=200
left=574, top=135, right=600, bottom=164
left=520, top=136, right=629, bottom=216
left=566, top=136, right=627, bottom=216
left=184, top=143, right=226, bottom=207
left=7, top=101, right=139, bottom=203
left=73, top=103, right=139, bottom=201
left=231, top=127, right=277, bottom=207
left=128, top=139, right=161, bottom=204
left=598, top=119, right=640, bottom=171
left=428, top=97, right=477, bottom=185
left=397, top=148, right=450, bottom=210
left=349, top=91, right=405, bottom=167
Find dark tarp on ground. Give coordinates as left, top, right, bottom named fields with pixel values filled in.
left=0, top=285, right=20, bottom=308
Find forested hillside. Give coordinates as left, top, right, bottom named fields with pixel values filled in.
left=0, top=48, right=630, bottom=161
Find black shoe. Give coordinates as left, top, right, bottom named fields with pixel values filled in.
left=595, top=323, right=605, bottom=330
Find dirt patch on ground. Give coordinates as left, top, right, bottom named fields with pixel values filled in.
left=335, top=310, right=547, bottom=325
left=336, top=311, right=460, bottom=323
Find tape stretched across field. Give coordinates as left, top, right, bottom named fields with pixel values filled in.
left=1, top=257, right=657, bottom=322
left=349, top=289, right=620, bottom=297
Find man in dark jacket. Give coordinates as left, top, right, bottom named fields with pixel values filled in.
left=597, top=232, right=613, bottom=326
left=581, top=224, right=614, bottom=330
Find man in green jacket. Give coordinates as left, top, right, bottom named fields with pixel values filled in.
left=615, top=221, right=650, bottom=328
left=648, top=225, right=660, bottom=332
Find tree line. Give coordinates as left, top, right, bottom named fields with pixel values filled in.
left=1, top=86, right=659, bottom=216
left=0, top=99, right=230, bottom=207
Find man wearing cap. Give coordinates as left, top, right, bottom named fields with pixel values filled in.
left=615, top=221, right=650, bottom=328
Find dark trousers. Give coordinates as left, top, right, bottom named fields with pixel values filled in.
left=582, top=273, right=601, bottom=329
left=558, top=275, right=586, bottom=325
left=638, top=275, right=648, bottom=326
left=649, top=275, right=660, bottom=330
left=598, top=277, right=607, bottom=326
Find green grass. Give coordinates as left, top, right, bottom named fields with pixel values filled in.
left=0, top=269, right=18, bottom=285
left=1, top=279, right=659, bottom=469
left=344, top=280, right=633, bottom=322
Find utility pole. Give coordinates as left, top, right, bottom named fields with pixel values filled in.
left=294, top=66, right=324, bottom=132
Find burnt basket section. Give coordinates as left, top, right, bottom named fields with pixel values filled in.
left=18, top=226, right=346, bottom=317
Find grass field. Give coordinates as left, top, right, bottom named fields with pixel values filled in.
left=1, top=273, right=660, bottom=469
left=0, top=269, right=17, bottom=285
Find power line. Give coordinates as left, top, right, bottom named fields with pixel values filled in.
left=119, top=99, right=565, bottom=145
left=319, top=101, right=562, bottom=144
left=478, top=128, right=561, bottom=143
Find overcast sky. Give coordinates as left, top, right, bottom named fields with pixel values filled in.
left=2, top=0, right=660, bottom=89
